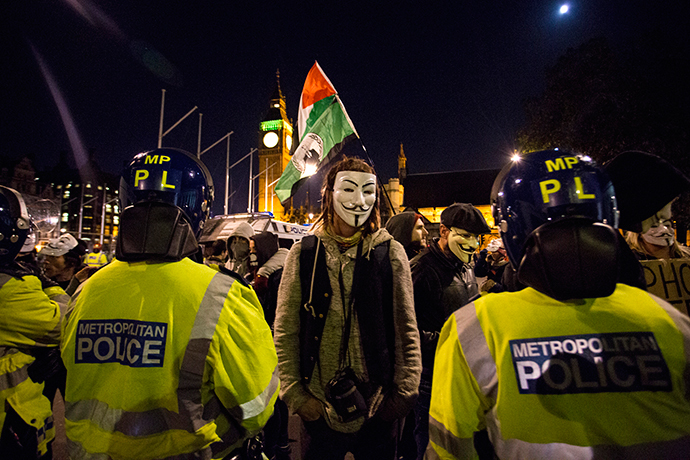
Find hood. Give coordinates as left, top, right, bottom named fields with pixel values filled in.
left=384, top=212, right=418, bottom=249
left=257, top=247, right=289, bottom=278
left=230, top=221, right=255, bottom=241
left=252, top=231, right=279, bottom=268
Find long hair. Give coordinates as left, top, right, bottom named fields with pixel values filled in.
left=312, top=157, right=381, bottom=237
left=624, top=230, right=690, bottom=259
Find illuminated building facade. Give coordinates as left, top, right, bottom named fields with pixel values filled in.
left=257, top=72, right=294, bottom=220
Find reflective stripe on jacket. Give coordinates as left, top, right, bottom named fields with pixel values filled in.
left=0, top=273, right=66, bottom=456
left=426, top=284, right=690, bottom=460
left=61, top=258, right=279, bottom=459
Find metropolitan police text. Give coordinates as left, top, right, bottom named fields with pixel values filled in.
left=510, top=332, right=672, bottom=395
left=75, top=319, right=168, bottom=368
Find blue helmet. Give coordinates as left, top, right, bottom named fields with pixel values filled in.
left=491, top=149, right=618, bottom=269
left=120, top=148, right=214, bottom=235
left=0, top=186, right=31, bottom=265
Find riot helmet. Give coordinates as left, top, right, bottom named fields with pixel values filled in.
left=491, top=150, right=620, bottom=300
left=492, top=150, right=618, bottom=268
left=117, top=148, right=214, bottom=262
left=120, top=148, right=214, bottom=235
left=0, top=186, right=31, bottom=265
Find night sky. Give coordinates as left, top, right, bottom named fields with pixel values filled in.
left=3, top=1, right=688, bottom=215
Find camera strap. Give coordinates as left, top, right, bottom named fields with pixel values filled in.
left=337, top=241, right=363, bottom=370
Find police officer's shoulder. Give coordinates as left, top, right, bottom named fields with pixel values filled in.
left=0, top=261, right=37, bottom=280
left=212, top=264, right=251, bottom=288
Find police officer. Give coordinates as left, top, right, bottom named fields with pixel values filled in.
left=0, top=186, right=68, bottom=459
left=85, top=243, right=108, bottom=267
left=60, top=148, right=279, bottom=459
left=426, top=150, right=690, bottom=459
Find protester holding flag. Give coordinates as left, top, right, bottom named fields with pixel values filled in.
left=274, top=157, right=421, bottom=460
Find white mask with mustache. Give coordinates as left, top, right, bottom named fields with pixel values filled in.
left=447, top=227, right=479, bottom=263
left=642, top=220, right=675, bottom=247
left=333, top=171, right=377, bottom=228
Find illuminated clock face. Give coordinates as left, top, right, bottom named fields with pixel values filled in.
left=263, top=132, right=279, bottom=148
left=286, top=134, right=292, bottom=150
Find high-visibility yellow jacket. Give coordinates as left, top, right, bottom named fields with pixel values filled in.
left=0, top=272, right=68, bottom=457
left=426, top=284, right=690, bottom=460
left=85, top=252, right=107, bottom=268
left=61, top=258, right=279, bottom=460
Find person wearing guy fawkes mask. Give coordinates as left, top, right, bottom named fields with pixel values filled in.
left=224, top=221, right=255, bottom=277
left=624, top=200, right=690, bottom=260
left=604, top=151, right=690, bottom=260
left=409, top=202, right=491, bottom=460
left=274, top=157, right=421, bottom=460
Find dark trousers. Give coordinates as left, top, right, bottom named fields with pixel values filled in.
left=413, top=369, right=432, bottom=460
left=302, top=416, right=399, bottom=460
left=398, top=411, right=418, bottom=460
left=262, top=397, right=290, bottom=458
left=414, top=369, right=496, bottom=460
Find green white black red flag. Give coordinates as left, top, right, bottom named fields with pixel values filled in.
left=274, top=62, right=359, bottom=203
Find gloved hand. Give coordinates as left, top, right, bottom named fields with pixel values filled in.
left=481, top=279, right=496, bottom=293
left=253, top=275, right=269, bottom=297
left=28, top=347, right=65, bottom=384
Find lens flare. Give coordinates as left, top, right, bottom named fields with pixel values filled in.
left=30, top=43, right=95, bottom=183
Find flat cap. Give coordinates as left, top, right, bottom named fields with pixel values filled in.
left=441, top=203, right=491, bottom=234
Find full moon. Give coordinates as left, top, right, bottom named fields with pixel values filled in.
left=559, top=4, right=569, bottom=14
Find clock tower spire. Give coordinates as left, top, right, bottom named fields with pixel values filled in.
left=258, top=70, right=293, bottom=219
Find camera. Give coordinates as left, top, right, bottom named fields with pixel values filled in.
left=325, top=367, right=367, bottom=422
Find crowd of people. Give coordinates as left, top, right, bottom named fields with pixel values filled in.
left=2, top=147, right=690, bottom=459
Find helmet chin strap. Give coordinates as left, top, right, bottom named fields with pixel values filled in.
left=116, top=202, right=199, bottom=262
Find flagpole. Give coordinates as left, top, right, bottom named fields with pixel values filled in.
left=358, top=138, right=397, bottom=216
left=247, top=149, right=254, bottom=213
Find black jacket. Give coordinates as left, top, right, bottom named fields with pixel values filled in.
left=411, top=238, right=478, bottom=367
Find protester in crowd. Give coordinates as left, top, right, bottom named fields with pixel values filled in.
left=605, top=151, right=690, bottom=233
left=0, top=186, right=69, bottom=459
left=40, top=233, right=87, bottom=291
left=605, top=150, right=690, bottom=261
left=16, top=232, right=40, bottom=272
left=410, top=202, right=491, bottom=459
left=624, top=213, right=690, bottom=259
left=274, top=157, right=421, bottom=460
left=474, top=237, right=509, bottom=293
left=225, top=222, right=255, bottom=277
left=385, top=211, right=428, bottom=261
left=248, top=232, right=289, bottom=326
left=427, top=149, right=690, bottom=459
left=202, top=241, right=215, bottom=261
left=60, top=148, right=278, bottom=459
left=204, top=238, right=228, bottom=267
left=384, top=210, right=429, bottom=460
left=247, top=231, right=291, bottom=460
left=85, top=242, right=108, bottom=267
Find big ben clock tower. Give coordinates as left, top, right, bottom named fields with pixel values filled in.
left=257, top=71, right=293, bottom=220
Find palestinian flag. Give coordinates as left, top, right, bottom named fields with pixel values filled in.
left=274, top=62, right=359, bottom=203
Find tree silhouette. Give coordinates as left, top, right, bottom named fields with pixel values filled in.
left=518, top=33, right=690, bottom=240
